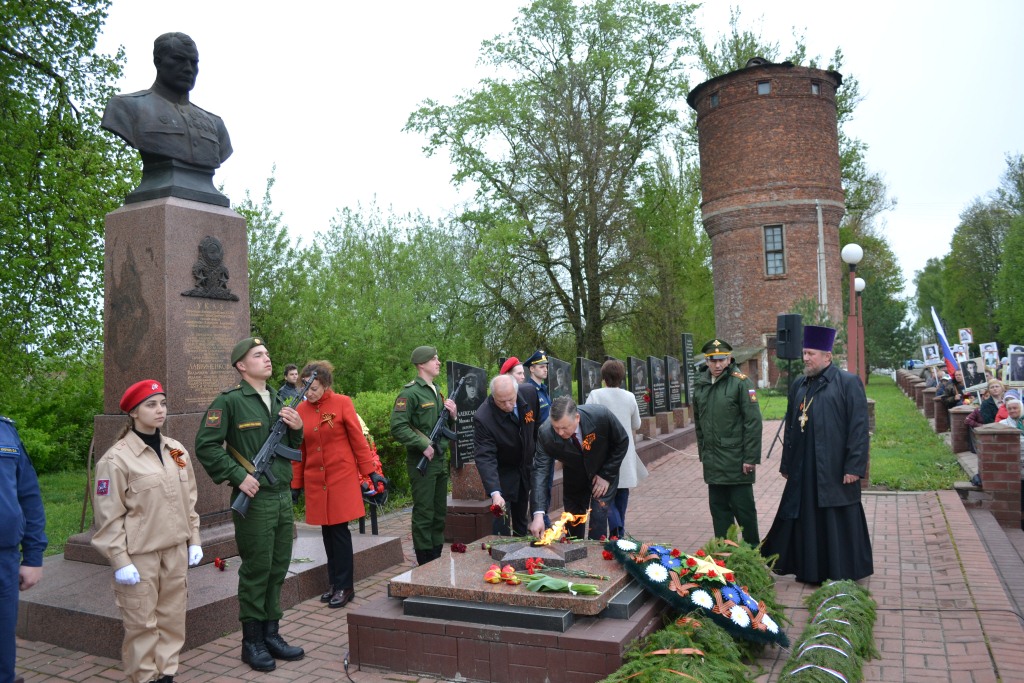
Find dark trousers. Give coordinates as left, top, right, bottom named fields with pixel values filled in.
left=563, top=482, right=609, bottom=541
left=1, top=548, right=18, bottom=683
left=321, top=523, right=354, bottom=590
left=607, top=488, right=630, bottom=537
left=708, top=483, right=760, bottom=545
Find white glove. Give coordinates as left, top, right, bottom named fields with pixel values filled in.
left=114, top=564, right=141, bottom=585
left=188, top=545, right=203, bottom=567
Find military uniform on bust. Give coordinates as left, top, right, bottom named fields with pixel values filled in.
left=390, top=346, right=456, bottom=566
left=194, top=337, right=304, bottom=672
left=692, top=339, right=763, bottom=546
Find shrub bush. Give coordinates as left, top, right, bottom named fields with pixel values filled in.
left=353, top=390, right=411, bottom=500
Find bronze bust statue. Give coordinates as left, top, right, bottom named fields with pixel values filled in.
left=103, top=33, right=233, bottom=206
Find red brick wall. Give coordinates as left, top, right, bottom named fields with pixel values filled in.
left=688, top=63, right=845, bottom=360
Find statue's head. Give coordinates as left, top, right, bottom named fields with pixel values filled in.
left=153, top=32, right=199, bottom=95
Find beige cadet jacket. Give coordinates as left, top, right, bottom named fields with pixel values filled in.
left=91, top=432, right=201, bottom=571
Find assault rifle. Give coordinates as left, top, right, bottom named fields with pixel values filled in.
left=230, top=370, right=318, bottom=518
left=416, top=376, right=465, bottom=476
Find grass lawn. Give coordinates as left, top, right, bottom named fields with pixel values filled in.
left=37, top=469, right=93, bottom=557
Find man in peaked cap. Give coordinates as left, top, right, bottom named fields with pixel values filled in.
left=195, top=337, right=305, bottom=671
left=692, top=338, right=762, bottom=545
left=762, top=325, right=873, bottom=584
left=389, top=346, right=456, bottom=565
left=522, top=350, right=551, bottom=424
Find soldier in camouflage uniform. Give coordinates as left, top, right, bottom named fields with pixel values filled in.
left=195, top=337, right=304, bottom=672
left=389, top=346, right=456, bottom=566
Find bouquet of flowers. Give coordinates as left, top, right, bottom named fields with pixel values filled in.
left=604, top=537, right=788, bottom=647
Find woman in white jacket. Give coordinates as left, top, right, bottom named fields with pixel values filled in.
left=585, top=360, right=648, bottom=537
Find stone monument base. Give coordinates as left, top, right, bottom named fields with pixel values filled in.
left=445, top=468, right=564, bottom=543
left=18, top=524, right=403, bottom=659
left=351, top=540, right=665, bottom=682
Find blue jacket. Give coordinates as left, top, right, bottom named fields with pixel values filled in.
left=0, top=417, right=47, bottom=565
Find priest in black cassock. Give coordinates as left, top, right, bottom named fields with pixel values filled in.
left=761, top=325, right=873, bottom=584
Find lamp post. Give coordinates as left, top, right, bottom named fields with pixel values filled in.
left=840, top=243, right=864, bottom=378
left=855, top=277, right=866, bottom=383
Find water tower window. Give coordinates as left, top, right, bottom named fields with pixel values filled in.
left=710, top=92, right=719, bottom=107
left=811, top=82, right=820, bottom=95
left=764, top=225, right=785, bottom=276
left=757, top=81, right=771, bottom=96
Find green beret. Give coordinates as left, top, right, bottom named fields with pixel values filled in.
left=701, top=338, right=733, bottom=357
left=411, top=345, right=438, bottom=365
left=231, top=337, right=265, bottom=366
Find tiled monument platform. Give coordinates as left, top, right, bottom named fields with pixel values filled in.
left=18, top=524, right=402, bottom=659
left=348, top=537, right=666, bottom=682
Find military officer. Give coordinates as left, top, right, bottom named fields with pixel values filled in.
left=1, top=416, right=46, bottom=683
left=692, top=339, right=763, bottom=545
left=389, top=346, right=456, bottom=566
left=195, top=337, right=304, bottom=672
left=522, top=350, right=552, bottom=424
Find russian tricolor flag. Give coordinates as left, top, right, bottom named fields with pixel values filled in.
left=931, top=306, right=960, bottom=377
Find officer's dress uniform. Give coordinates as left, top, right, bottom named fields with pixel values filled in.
left=0, top=416, right=46, bottom=683
left=390, top=377, right=451, bottom=564
left=195, top=380, right=302, bottom=625
left=92, top=432, right=199, bottom=683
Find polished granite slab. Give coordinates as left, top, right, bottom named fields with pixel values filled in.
left=388, top=536, right=628, bottom=616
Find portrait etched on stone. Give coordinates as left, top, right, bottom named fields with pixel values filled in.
left=181, top=236, right=239, bottom=301
left=102, top=32, right=232, bottom=206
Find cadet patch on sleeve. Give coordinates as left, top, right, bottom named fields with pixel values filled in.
left=394, top=397, right=407, bottom=412
left=748, top=389, right=758, bottom=402
left=238, top=421, right=263, bottom=430
left=205, top=409, right=222, bottom=428
left=96, top=479, right=109, bottom=496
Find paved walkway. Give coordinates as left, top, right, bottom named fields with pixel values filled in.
left=16, top=422, right=1024, bottom=682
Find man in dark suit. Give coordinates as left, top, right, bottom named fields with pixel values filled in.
left=528, top=396, right=629, bottom=540
left=473, top=375, right=541, bottom=536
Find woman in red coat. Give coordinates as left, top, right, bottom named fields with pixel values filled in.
left=292, top=361, right=375, bottom=608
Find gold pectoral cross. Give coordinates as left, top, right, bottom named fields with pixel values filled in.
left=798, top=410, right=809, bottom=431
left=798, top=395, right=814, bottom=432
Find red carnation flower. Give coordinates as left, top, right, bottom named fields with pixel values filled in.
left=610, top=535, right=619, bottom=541
left=599, top=535, right=607, bottom=541
left=686, top=557, right=697, bottom=567
left=602, top=550, right=613, bottom=561
left=214, top=557, right=226, bottom=571
left=715, top=559, right=725, bottom=567
left=725, top=572, right=735, bottom=582
left=670, top=548, right=681, bottom=558
left=489, top=504, right=504, bottom=518
left=451, top=542, right=467, bottom=553
left=708, top=569, right=717, bottom=578
left=696, top=549, right=706, bottom=557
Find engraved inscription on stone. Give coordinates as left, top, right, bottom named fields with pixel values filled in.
left=183, top=301, right=238, bottom=408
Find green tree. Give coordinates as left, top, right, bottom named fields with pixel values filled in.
left=995, top=215, right=1024, bottom=344
left=406, top=0, right=698, bottom=359
left=913, top=257, right=946, bottom=337
left=0, top=0, right=136, bottom=392
left=942, top=199, right=1008, bottom=342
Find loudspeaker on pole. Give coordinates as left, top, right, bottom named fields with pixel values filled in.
left=776, top=314, right=803, bottom=360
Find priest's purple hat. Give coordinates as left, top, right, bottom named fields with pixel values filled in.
left=803, top=325, right=837, bottom=352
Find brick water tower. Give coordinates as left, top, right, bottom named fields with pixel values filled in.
left=687, top=58, right=845, bottom=386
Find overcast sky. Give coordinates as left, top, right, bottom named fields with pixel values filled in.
left=95, top=0, right=1024, bottom=299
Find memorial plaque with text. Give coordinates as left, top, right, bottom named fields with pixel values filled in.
left=548, top=355, right=572, bottom=401
left=665, top=356, right=682, bottom=409
left=681, top=333, right=695, bottom=405
left=628, top=356, right=651, bottom=417
left=447, top=361, right=486, bottom=469
left=182, top=300, right=243, bottom=412
left=576, top=357, right=602, bottom=405
left=647, top=356, right=667, bottom=413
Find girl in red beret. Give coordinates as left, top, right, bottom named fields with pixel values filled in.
left=91, top=380, right=202, bottom=683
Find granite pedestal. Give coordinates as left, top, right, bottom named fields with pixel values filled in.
left=351, top=538, right=665, bottom=682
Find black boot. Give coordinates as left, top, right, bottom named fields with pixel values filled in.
left=264, top=620, right=305, bottom=661
left=433, top=544, right=443, bottom=559
left=155, top=677, right=174, bottom=683
left=241, top=620, right=276, bottom=671
left=415, top=548, right=434, bottom=565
